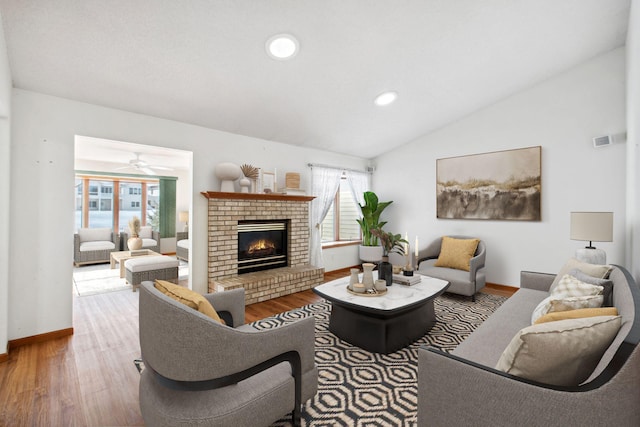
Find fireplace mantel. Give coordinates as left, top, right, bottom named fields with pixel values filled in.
left=201, top=191, right=314, bottom=202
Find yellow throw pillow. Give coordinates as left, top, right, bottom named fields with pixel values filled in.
left=534, top=307, right=618, bottom=324
left=154, top=280, right=224, bottom=324
left=434, top=236, right=480, bottom=272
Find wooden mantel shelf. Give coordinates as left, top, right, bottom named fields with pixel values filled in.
left=201, top=191, right=315, bottom=202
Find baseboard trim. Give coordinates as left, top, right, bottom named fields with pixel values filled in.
left=8, top=327, right=74, bottom=351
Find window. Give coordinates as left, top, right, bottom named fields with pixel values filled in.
left=321, top=178, right=361, bottom=243
left=101, top=186, right=113, bottom=194
left=131, top=201, right=140, bottom=208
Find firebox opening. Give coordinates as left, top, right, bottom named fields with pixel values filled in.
left=238, top=220, right=288, bottom=274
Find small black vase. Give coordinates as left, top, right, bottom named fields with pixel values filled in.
left=378, top=256, right=393, bottom=287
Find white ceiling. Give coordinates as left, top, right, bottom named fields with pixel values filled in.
left=0, top=0, right=631, bottom=160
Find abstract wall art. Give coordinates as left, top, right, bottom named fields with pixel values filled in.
left=436, top=146, right=541, bottom=221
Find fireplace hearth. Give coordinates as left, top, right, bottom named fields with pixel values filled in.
left=238, top=220, right=288, bottom=274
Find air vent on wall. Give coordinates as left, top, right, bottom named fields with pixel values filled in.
left=593, top=135, right=613, bottom=148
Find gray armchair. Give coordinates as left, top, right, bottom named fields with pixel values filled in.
left=416, top=235, right=486, bottom=301
left=176, top=231, right=189, bottom=262
left=73, top=227, right=120, bottom=266
left=138, top=282, right=318, bottom=426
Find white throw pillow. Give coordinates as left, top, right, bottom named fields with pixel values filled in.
left=531, top=274, right=604, bottom=324
left=496, top=316, right=621, bottom=386
left=549, top=258, right=611, bottom=293
left=139, top=226, right=152, bottom=239
left=78, top=227, right=112, bottom=243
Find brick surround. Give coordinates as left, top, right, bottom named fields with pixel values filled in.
left=202, top=192, right=324, bottom=304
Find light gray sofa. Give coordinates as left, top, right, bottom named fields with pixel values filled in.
left=418, top=264, right=640, bottom=426
left=416, top=235, right=486, bottom=301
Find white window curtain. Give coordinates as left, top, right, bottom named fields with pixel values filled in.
left=345, top=170, right=370, bottom=208
left=309, top=166, right=343, bottom=268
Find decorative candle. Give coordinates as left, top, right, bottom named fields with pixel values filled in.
left=415, top=236, right=419, bottom=257
left=404, top=232, right=409, bottom=254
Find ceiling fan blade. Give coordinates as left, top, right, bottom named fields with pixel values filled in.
left=141, top=167, right=156, bottom=175
left=149, top=165, right=173, bottom=171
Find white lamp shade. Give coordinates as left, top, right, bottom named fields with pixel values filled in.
left=179, top=211, right=189, bottom=223
left=570, top=212, right=613, bottom=243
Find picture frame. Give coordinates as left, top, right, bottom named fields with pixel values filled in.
left=436, top=146, right=541, bottom=221
left=262, top=171, right=275, bottom=193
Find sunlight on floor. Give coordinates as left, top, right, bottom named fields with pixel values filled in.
left=72, top=257, right=189, bottom=296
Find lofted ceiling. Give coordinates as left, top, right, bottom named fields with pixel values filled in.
left=0, top=0, right=631, bottom=160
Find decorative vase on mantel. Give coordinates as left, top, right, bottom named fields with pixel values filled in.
left=378, top=256, right=393, bottom=287
left=128, top=236, right=143, bottom=251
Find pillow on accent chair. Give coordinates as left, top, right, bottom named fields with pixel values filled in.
left=154, top=280, right=225, bottom=324
left=534, top=307, right=618, bottom=324
left=434, top=236, right=480, bottom=272
left=496, top=315, right=622, bottom=386
left=549, top=258, right=611, bottom=293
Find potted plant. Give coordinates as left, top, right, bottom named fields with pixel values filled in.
left=371, top=228, right=407, bottom=286
left=356, top=191, right=393, bottom=262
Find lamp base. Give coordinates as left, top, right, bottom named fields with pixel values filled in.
left=575, top=247, right=606, bottom=265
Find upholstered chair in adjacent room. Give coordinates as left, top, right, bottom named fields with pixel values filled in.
left=175, top=231, right=189, bottom=262
left=121, top=226, right=160, bottom=252
left=73, top=227, right=120, bottom=266
left=138, top=281, right=318, bottom=426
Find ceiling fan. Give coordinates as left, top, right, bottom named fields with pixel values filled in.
left=116, top=152, right=173, bottom=176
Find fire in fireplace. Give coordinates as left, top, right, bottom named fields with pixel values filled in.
left=237, top=220, right=288, bottom=274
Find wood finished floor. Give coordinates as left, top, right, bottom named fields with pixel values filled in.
left=0, top=268, right=515, bottom=426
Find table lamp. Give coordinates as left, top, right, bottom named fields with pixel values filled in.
left=570, top=212, right=613, bottom=264
left=179, top=211, right=189, bottom=232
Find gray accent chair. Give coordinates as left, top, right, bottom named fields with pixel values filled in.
left=417, top=264, right=640, bottom=426
left=416, top=235, right=486, bottom=301
left=121, top=226, right=160, bottom=253
left=73, top=227, right=120, bottom=266
left=176, top=231, right=189, bottom=262
left=138, top=282, right=318, bottom=426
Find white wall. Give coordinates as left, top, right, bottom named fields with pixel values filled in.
left=0, top=12, right=12, bottom=355
left=8, top=89, right=367, bottom=340
left=373, top=48, right=627, bottom=287
left=627, top=1, right=640, bottom=281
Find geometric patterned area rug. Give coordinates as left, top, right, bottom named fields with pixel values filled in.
left=248, top=292, right=507, bottom=427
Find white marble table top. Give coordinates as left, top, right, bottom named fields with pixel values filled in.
left=313, top=271, right=449, bottom=312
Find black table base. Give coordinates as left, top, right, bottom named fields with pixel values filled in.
left=328, top=300, right=436, bottom=354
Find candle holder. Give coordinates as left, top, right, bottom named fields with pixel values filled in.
left=415, top=254, right=419, bottom=271
left=403, top=253, right=414, bottom=276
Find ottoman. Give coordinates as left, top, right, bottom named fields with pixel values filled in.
left=125, top=256, right=179, bottom=292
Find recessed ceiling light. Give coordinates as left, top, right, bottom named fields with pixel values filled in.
left=266, top=34, right=299, bottom=60
left=374, top=91, right=398, bottom=106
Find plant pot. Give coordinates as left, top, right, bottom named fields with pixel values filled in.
left=128, top=237, right=143, bottom=251
left=359, top=245, right=383, bottom=263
